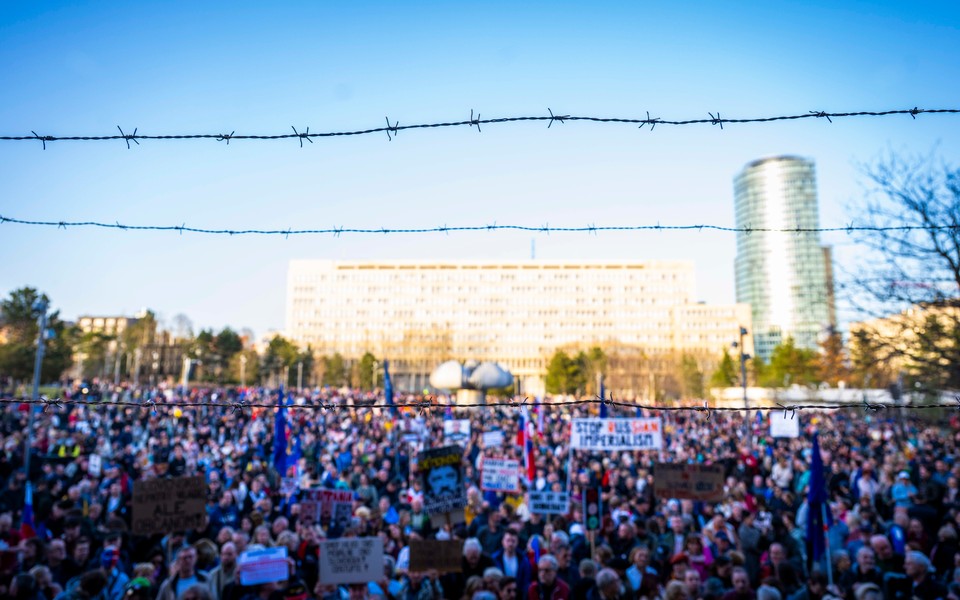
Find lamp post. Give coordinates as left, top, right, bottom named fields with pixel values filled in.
left=734, top=327, right=752, bottom=452
left=297, top=361, right=303, bottom=392
left=240, top=354, right=247, bottom=388
left=25, top=298, right=49, bottom=481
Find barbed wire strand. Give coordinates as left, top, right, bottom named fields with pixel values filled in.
left=4, top=108, right=958, bottom=147
left=7, top=395, right=959, bottom=416
left=2, top=215, right=959, bottom=237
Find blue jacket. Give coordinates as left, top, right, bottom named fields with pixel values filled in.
left=493, top=549, right=533, bottom=598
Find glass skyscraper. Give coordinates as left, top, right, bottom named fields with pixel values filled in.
left=734, top=156, right=832, bottom=362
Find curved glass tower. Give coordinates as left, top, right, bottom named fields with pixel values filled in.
left=734, top=156, right=832, bottom=362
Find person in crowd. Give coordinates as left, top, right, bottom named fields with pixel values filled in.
left=156, top=546, right=210, bottom=600
left=529, top=555, right=569, bottom=600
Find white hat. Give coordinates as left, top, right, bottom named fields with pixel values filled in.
left=897, top=471, right=910, bottom=479
left=570, top=523, right=584, bottom=536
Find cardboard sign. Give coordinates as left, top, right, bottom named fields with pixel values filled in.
left=301, top=489, right=353, bottom=528
left=419, top=445, right=466, bottom=514
left=571, top=418, right=663, bottom=451
left=481, top=458, right=520, bottom=493
left=132, top=476, right=206, bottom=535
left=770, top=413, right=801, bottom=438
left=482, top=430, right=505, bottom=448
left=409, top=539, right=463, bottom=573
left=238, top=547, right=289, bottom=585
left=529, top=490, right=570, bottom=515
left=653, top=463, right=725, bottom=502
left=318, top=538, right=384, bottom=585
left=88, top=454, right=102, bottom=477
left=444, top=419, right=471, bottom=443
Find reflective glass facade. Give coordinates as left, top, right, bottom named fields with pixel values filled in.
left=734, top=156, right=832, bottom=361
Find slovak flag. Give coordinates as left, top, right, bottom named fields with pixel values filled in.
left=520, top=406, right=536, bottom=484
left=21, top=481, right=35, bottom=539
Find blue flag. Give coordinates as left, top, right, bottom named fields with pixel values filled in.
left=598, top=374, right=607, bottom=418
left=806, top=433, right=833, bottom=565
left=273, top=387, right=288, bottom=474
left=384, top=360, right=397, bottom=417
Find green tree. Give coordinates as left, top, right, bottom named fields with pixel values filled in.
left=817, top=331, right=850, bottom=387
left=848, top=328, right=895, bottom=388
left=215, top=328, right=244, bottom=359
left=545, top=350, right=574, bottom=395
left=356, top=352, right=377, bottom=390
left=261, top=335, right=299, bottom=386
left=290, top=348, right=315, bottom=388
left=709, top=349, right=738, bottom=388
left=760, top=337, right=819, bottom=387
left=680, top=354, right=705, bottom=398
left=0, top=287, right=74, bottom=383
left=323, top=352, right=347, bottom=387
left=576, top=346, right=608, bottom=396
left=77, top=330, right=115, bottom=380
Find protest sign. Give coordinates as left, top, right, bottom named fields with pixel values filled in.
left=280, top=477, right=298, bottom=496
left=482, top=430, right=504, bottom=448
left=570, top=418, right=663, bottom=451
left=419, top=445, right=466, bottom=514
left=444, top=419, right=471, bottom=443
left=301, top=489, right=353, bottom=529
left=132, top=476, right=206, bottom=535
left=88, top=454, right=102, bottom=477
left=481, top=458, right=520, bottom=493
left=318, top=538, right=384, bottom=585
left=409, top=539, right=464, bottom=573
left=770, top=413, right=801, bottom=438
left=653, top=463, right=725, bottom=502
left=238, top=547, right=289, bottom=586
left=528, top=490, right=569, bottom=515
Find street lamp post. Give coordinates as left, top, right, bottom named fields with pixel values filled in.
left=25, top=299, right=49, bottom=481
left=240, top=354, right=247, bottom=388
left=297, top=361, right=303, bottom=392
left=734, top=327, right=752, bottom=452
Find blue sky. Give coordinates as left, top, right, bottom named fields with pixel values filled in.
left=1, top=1, right=958, bottom=338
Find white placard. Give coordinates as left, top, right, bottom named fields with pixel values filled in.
left=239, top=547, right=289, bottom=585
left=570, top=418, right=663, bottom=451
left=529, top=491, right=570, bottom=515
left=318, top=538, right=384, bottom=585
left=482, top=430, right=505, bottom=448
left=443, top=419, right=471, bottom=442
left=770, top=413, right=800, bottom=438
left=88, top=454, right=102, bottom=477
left=481, top=458, right=520, bottom=493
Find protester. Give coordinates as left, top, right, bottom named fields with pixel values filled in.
left=0, top=380, right=956, bottom=600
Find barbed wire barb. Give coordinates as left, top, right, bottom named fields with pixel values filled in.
left=469, top=109, right=481, bottom=133
left=117, top=126, right=139, bottom=149
left=291, top=126, right=313, bottom=147
left=547, top=108, right=568, bottom=128
left=384, top=117, right=399, bottom=141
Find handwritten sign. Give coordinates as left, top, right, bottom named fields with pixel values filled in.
left=482, top=430, right=505, bottom=448
left=770, top=414, right=800, bottom=438
left=132, top=476, right=206, bottom=535
left=653, top=463, right=725, bottom=502
left=481, top=458, right=520, bottom=493
left=409, top=539, right=463, bottom=573
left=88, top=454, right=102, bottom=477
left=419, top=445, right=466, bottom=514
left=529, top=491, right=570, bottom=515
left=571, top=418, right=663, bottom=451
left=239, top=547, right=289, bottom=585
left=301, top=489, right=353, bottom=528
left=444, top=419, right=471, bottom=443
left=318, top=538, right=384, bottom=585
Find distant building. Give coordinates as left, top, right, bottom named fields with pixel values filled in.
left=286, top=259, right=752, bottom=395
left=734, top=156, right=834, bottom=361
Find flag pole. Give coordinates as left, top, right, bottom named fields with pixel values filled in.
left=822, top=503, right=833, bottom=586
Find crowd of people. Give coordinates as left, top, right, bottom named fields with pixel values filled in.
left=0, top=381, right=958, bottom=600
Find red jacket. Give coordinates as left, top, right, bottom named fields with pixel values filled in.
left=529, top=579, right=571, bottom=600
